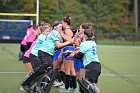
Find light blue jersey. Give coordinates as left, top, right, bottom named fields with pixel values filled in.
left=31, top=34, right=46, bottom=57
left=39, top=29, right=61, bottom=55
left=80, top=40, right=100, bottom=67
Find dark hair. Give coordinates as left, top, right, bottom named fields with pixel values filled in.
left=81, top=23, right=94, bottom=37
left=28, top=24, right=32, bottom=28
left=53, top=21, right=62, bottom=28
left=62, top=16, right=71, bottom=25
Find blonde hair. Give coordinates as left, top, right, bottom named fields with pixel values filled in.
left=34, top=23, right=52, bottom=38
left=40, top=23, right=52, bottom=33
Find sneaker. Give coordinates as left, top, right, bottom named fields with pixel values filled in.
left=58, top=88, right=70, bottom=92
left=59, top=84, right=65, bottom=89
left=20, top=85, right=30, bottom=92
left=19, top=86, right=25, bottom=91
left=54, top=80, right=58, bottom=85
left=54, top=80, right=60, bottom=85
left=54, top=81, right=64, bottom=87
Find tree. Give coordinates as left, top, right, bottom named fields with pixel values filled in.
left=0, top=0, right=137, bottom=33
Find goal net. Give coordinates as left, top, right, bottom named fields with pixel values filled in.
left=0, top=19, right=33, bottom=41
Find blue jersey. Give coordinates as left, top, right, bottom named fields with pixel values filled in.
left=31, top=34, right=46, bottom=57
left=39, top=29, right=61, bottom=55
left=80, top=40, right=100, bottom=67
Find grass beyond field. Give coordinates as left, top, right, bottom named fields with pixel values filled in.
left=0, top=43, right=140, bottom=93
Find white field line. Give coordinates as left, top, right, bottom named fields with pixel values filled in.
left=0, top=72, right=26, bottom=74
left=0, top=72, right=140, bottom=77
left=101, top=74, right=140, bottom=77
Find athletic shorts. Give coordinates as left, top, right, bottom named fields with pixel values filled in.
left=23, top=56, right=30, bottom=63
left=38, top=50, right=53, bottom=67
left=85, top=62, right=101, bottom=83
left=53, top=49, right=61, bottom=62
left=30, top=53, right=41, bottom=70
left=26, top=42, right=32, bottom=51
left=20, top=44, right=26, bottom=53
left=62, top=46, right=74, bottom=61
left=74, top=58, right=84, bottom=72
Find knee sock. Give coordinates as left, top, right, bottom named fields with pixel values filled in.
left=57, top=71, right=62, bottom=82
left=60, top=71, right=65, bottom=83
left=71, top=76, right=77, bottom=89
left=65, top=75, right=70, bottom=89
left=70, top=76, right=73, bottom=88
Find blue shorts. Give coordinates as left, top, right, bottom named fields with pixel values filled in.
left=53, top=49, right=61, bottom=62
left=74, top=58, right=84, bottom=72
left=62, top=46, right=74, bottom=61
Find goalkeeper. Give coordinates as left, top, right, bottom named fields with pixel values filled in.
left=67, top=23, right=101, bottom=93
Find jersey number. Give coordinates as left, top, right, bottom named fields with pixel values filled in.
left=92, top=46, right=96, bottom=55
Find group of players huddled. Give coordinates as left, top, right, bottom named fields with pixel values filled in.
left=19, top=16, right=101, bottom=93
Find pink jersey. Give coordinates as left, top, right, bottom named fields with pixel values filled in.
left=24, top=40, right=36, bottom=58
left=21, top=35, right=27, bottom=45
left=26, top=27, right=35, bottom=42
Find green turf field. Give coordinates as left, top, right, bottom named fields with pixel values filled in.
left=0, top=43, right=140, bottom=93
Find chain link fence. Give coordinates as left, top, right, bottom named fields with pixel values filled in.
left=96, top=33, right=140, bottom=45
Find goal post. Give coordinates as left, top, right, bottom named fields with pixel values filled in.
left=0, top=0, right=39, bottom=25
left=0, top=0, right=39, bottom=42
left=0, top=13, right=37, bottom=17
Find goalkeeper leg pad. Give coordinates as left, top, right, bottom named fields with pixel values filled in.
left=37, top=68, right=58, bottom=93
left=77, top=79, right=97, bottom=93
left=21, top=65, right=47, bottom=92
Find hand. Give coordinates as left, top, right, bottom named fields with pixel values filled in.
left=70, top=38, right=75, bottom=44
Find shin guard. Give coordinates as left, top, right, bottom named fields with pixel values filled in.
left=37, top=68, right=59, bottom=93
left=21, top=65, right=47, bottom=92
left=77, top=79, right=96, bottom=93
